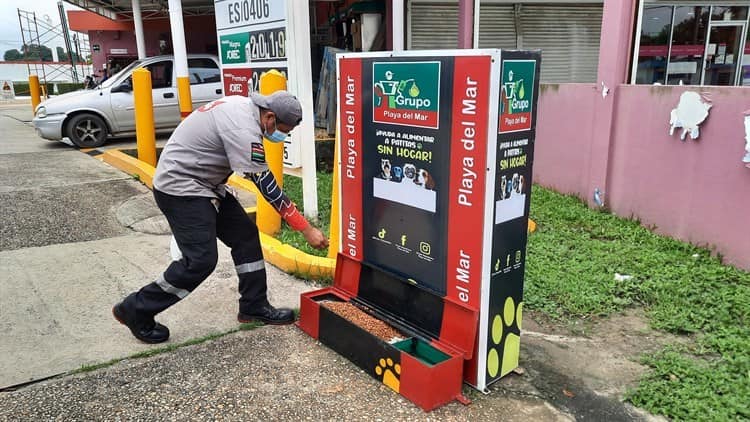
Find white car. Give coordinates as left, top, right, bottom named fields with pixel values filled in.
left=32, top=54, right=224, bottom=148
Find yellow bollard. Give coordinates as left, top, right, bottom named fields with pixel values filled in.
left=29, top=75, right=41, bottom=113
left=327, top=127, right=340, bottom=258
left=176, top=76, right=192, bottom=120
left=132, top=68, right=157, bottom=166
left=256, top=70, right=287, bottom=235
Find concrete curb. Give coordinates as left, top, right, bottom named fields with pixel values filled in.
left=101, top=149, right=336, bottom=279
left=102, top=149, right=155, bottom=188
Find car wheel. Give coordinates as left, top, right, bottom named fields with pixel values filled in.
left=66, top=113, right=108, bottom=148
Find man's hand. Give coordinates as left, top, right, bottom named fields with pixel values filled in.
left=302, top=225, right=329, bottom=250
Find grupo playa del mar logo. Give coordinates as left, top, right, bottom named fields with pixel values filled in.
left=373, top=61, right=440, bottom=129
left=500, top=60, right=536, bottom=133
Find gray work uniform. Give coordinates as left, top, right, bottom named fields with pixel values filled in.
left=153, top=95, right=268, bottom=198
left=122, top=95, right=274, bottom=321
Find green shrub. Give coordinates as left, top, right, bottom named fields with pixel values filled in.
left=11, top=81, right=84, bottom=96
left=55, top=83, right=85, bottom=94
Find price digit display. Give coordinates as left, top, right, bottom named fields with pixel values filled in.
left=246, top=27, right=286, bottom=63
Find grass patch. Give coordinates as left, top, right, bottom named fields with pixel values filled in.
left=276, top=175, right=749, bottom=418
left=278, top=171, right=333, bottom=258
left=72, top=321, right=265, bottom=375
left=525, top=185, right=750, bottom=420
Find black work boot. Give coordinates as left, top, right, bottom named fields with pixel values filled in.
left=238, top=303, right=294, bottom=325
left=112, top=302, right=170, bottom=344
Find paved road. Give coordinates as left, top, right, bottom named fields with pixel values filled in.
left=0, top=99, right=170, bottom=152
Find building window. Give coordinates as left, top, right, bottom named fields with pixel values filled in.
left=634, top=4, right=749, bottom=86
left=635, top=5, right=673, bottom=85
left=667, top=7, right=709, bottom=86
left=407, top=1, right=603, bottom=84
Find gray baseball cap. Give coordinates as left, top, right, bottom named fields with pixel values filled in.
left=250, top=91, right=303, bottom=126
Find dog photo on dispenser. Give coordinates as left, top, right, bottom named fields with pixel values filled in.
left=416, top=169, right=435, bottom=190
left=380, top=159, right=392, bottom=180
left=495, top=172, right=526, bottom=224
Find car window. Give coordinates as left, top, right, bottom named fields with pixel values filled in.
left=146, top=61, right=173, bottom=89
left=187, top=58, right=221, bottom=85
left=101, top=59, right=143, bottom=89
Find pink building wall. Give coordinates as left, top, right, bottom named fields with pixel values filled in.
left=532, top=0, right=750, bottom=270
left=533, top=79, right=750, bottom=270
left=608, top=86, right=750, bottom=266
left=87, top=16, right=217, bottom=72
left=533, top=83, right=598, bottom=195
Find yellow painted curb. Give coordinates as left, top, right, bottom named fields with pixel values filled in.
left=102, top=149, right=336, bottom=278
left=259, top=232, right=335, bottom=278
left=102, top=149, right=155, bottom=188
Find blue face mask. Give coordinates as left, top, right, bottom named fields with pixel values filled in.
left=264, top=119, right=288, bottom=143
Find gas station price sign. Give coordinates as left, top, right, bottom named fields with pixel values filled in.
left=214, top=0, right=287, bottom=96
left=214, top=0, right=302, bottom=168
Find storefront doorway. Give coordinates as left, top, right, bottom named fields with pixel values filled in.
left=702, top=22, right=747, bottom=85
left=105, top=55, right=138, bottom=78
left=634, top=4, right=749, bottom=86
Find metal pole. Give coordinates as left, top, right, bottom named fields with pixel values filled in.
left=132, top=68, right=157, bottom=166
left=58, top=1, right=78, bottom=83
left=73, top=33, right=83, bottom=77
left=132, top=0, right=146, bottom=59
left=473, top=0, right=481, bottom=48
left=392, top=0, right=404, bottom=51
left=286, top=0, right=318, bottom=220
left=18, top=9, right=31, bottom=79
left=167, top=0, right=192, bottom=120
left=32, top=12, right=49, bottom=99
left=458, top=0, right=474, bottom=49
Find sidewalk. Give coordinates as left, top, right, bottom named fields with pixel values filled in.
left=0, top=310, right=665, bottom=421
left=0, top=108, right=312, bottom=389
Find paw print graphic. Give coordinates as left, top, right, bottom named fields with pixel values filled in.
left=375, top=357, right=401, bottom=393
left=487, top=297, right=523, bottom=379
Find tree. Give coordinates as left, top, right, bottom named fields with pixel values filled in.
left=21, top=44, right=53, bottom=61
left=4, top=44, right=55, bottom=62
left=56, top=46, right=68, bottom=62
left=3, top=49, right=22, bottom=61
left=56, top=47, right=85, bottom=63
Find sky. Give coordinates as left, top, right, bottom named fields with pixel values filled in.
left=0, top=0, right=83, bottom=55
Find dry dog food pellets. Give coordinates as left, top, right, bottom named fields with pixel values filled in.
left=322, top=301, right=403, bottom=342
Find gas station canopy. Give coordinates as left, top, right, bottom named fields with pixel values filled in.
left=64, top=0, right=215, bottom=21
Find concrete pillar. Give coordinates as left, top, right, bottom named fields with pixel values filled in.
left=585, top=0, right=639, bottom=207
left=167, top=0, right=193, bottom=119
left=473, top=0, right=481, bottom=48
left=458, top=0, right=474, bottom=48
left=392, top=0, right=404, bottom=51
left=285, top=0, right=319, bottom=219
left=132, top=0, right=146, bottom=59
